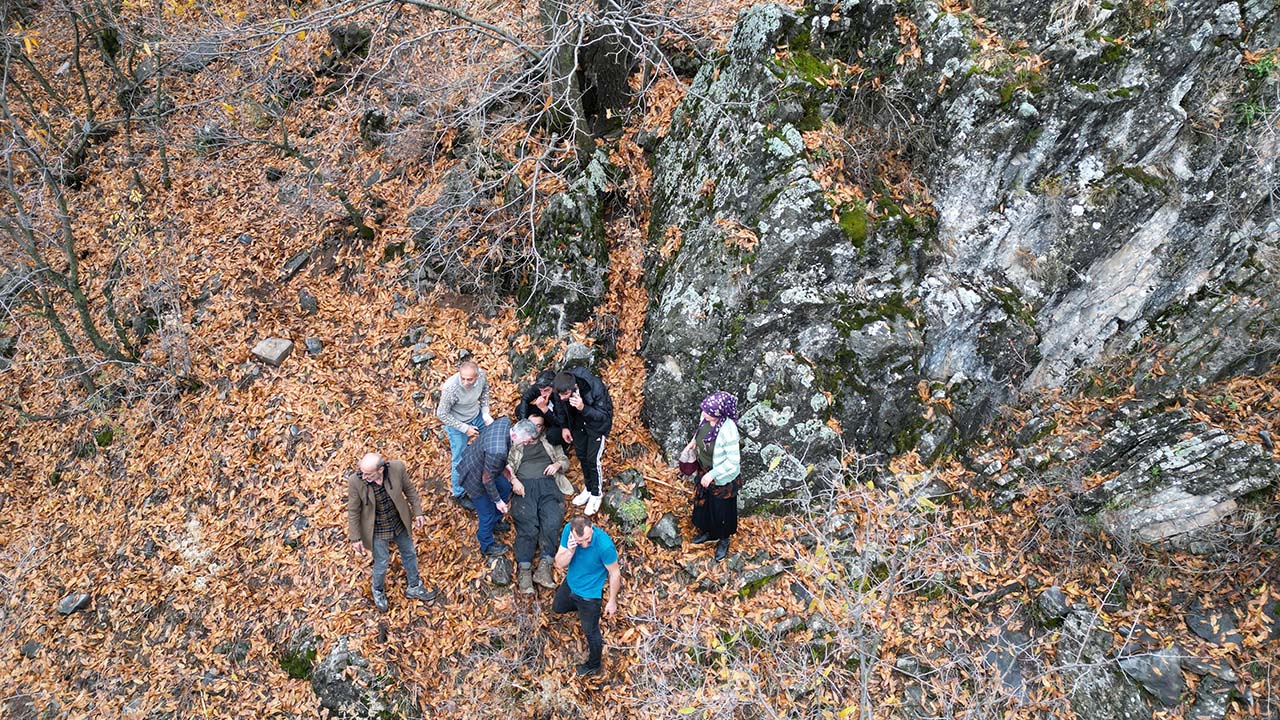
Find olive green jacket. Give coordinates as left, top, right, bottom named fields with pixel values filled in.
left=507, top=437, right=574, bottom=495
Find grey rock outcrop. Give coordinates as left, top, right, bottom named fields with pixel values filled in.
left=641, top=0, right=1279, bottom=501
left=310, top=636, right=418, bottom=719
left=1056, top=611, right=1152, bottom=720
left=519, top=150, right=613, bottom=339
left=644, top=5, right=927, bottom=507
left=1075, top=410, right=1278, bottom=547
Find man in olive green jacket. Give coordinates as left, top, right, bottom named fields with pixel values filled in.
left=346, top=453, right=435, bottom=611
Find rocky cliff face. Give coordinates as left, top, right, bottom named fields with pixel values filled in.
left=642, top=0, right=1279, bottom=507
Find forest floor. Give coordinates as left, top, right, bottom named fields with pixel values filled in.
left=1, top=1, right=1278, bottom=718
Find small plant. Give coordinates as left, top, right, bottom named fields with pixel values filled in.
left=278, top=646, right=316, bottom=680
left=616, top=498, right=647, bottom=530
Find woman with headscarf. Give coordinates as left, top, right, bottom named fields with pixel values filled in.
left=682, top=391, right=741, bottom=561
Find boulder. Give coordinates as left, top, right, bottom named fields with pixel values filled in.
left=738, top=562, right=787, bottom=598
left=1188, top=676, right=1234, bottom=720
left=57, top=592, right=90, bottom=616
left=1117, top=647, right=1184, bottom=708
left=251, top=338, right=294, bottom=367
left=281, top=250, right=311, bottom=282
left=298, top=288, right=318, bottom=315
left=410, top=343, right=435, bottom=365
left=489, top=556, right=513, bottom=586
left=1034, top=586, right=1069, bottom=625
left=1184, top=608, right=1243, bottom=646
left=561, top=341, right=594, bottom=369
left=646, top=513, right=681, bottom=549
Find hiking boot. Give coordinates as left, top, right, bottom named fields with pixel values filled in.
left=453, top=494, right=476, bottom=512
left=516, top=563, right=534, bottom=594
left=532, top=557, right=556, bottom=589
left=575, top=662, right=602, bottom=678
left=571, top=489, right=591, bottom=507
left=405, top=583, right=437, bottom=602
left=494, top=521, right=511, bottom=534
left=584, top=494, right=602, bottom=516
left=691, top=533, right=713, bottom=545
left=714, top=538, right=730, bottom=562
left=482, top=543, right=509, bottom=557
left=371, top=588, right=389, bottom=612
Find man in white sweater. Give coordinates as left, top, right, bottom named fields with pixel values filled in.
left=436, top=360, right=493, bottom=510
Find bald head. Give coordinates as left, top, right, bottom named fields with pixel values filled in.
left=359, top=453, right=383, bottom=474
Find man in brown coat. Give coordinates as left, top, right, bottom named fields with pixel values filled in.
left=347, top=452, right=435, bottom=611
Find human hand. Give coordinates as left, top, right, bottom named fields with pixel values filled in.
left=569, top=393, right=584, bottom=411
left=465, top=426, right=480, bottom=439
left=701, top=473, right=713, bottom=488
left=566, top=533, right=578, bottom=551
left=496, top=500, right=509, bottom=514
left=512, top=481, right=525, bottom=497
left=605, top=599, right=617, bottom=617
left=562, top=428, right=573, bottom=444
left=351, top=541, right=366, bottom=556
left=413, top=515, right=426, bottom=530
left=544, top=463, right=560, bottom=476
left=683, top=440, right=695, bottom=453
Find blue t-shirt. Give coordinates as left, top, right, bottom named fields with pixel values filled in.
left=559, top=524, right=618, bottom=599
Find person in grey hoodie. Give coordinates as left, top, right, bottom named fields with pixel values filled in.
left=436, top=359, right=493, bottom=509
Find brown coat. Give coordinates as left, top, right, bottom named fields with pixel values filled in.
left=346, top=460, right=423, bottom=549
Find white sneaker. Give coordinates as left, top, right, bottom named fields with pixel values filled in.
left=584, top=494, right=602, bottom=516
left=572, top=489, right=592, bottom=506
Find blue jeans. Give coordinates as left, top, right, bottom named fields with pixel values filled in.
left=371, top=526, right=421, bottom=592
left=447, top=414, right=485, bottom=496
left=473, top=475, right=512, bottom=552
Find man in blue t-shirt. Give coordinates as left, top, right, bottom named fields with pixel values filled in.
left=553, top=515, right=621, bottom=677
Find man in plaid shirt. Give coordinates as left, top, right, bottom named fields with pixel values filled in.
left=458, top=418, right=538, bottom=557
left=347, top=453, right=435, bottom=612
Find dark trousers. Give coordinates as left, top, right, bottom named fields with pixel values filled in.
left=371, top=526, right=420, bottom=592
left=573, top=431, right=606, bottom=495
left=472, top=476, right=512, bottom=552
left=553, top=581, right=603, bottom=668
left=510, top=474, right=564, bottom=564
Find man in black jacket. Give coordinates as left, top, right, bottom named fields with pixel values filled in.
left=515, top=370, right=557, bottom=423
left=551, top=368, right=613, bottom=516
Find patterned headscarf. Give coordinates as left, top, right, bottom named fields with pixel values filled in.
left=700, top=391, right=738, bottom=444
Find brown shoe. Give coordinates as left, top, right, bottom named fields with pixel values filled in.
left=517, top=563, right=534, bottom=594
left=533, top=557, right=556, bottom=589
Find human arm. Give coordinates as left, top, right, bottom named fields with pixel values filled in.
left=435, top=378, right=471, bottom=433
left=603, top=562, right=621, bottom=616
left=395, top=461, right=424, bottom=519
left=346, top=477, right=366, bottom=555
left=554, top=531, right=577, bottom=572
left=705, top=420, right=741, bottom=485
left=479, top=373, right=494, bottom=425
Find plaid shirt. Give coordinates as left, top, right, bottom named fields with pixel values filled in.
left=458, top=417, right=512, bottom=503
left=371, top=476, right=404, bottom=540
